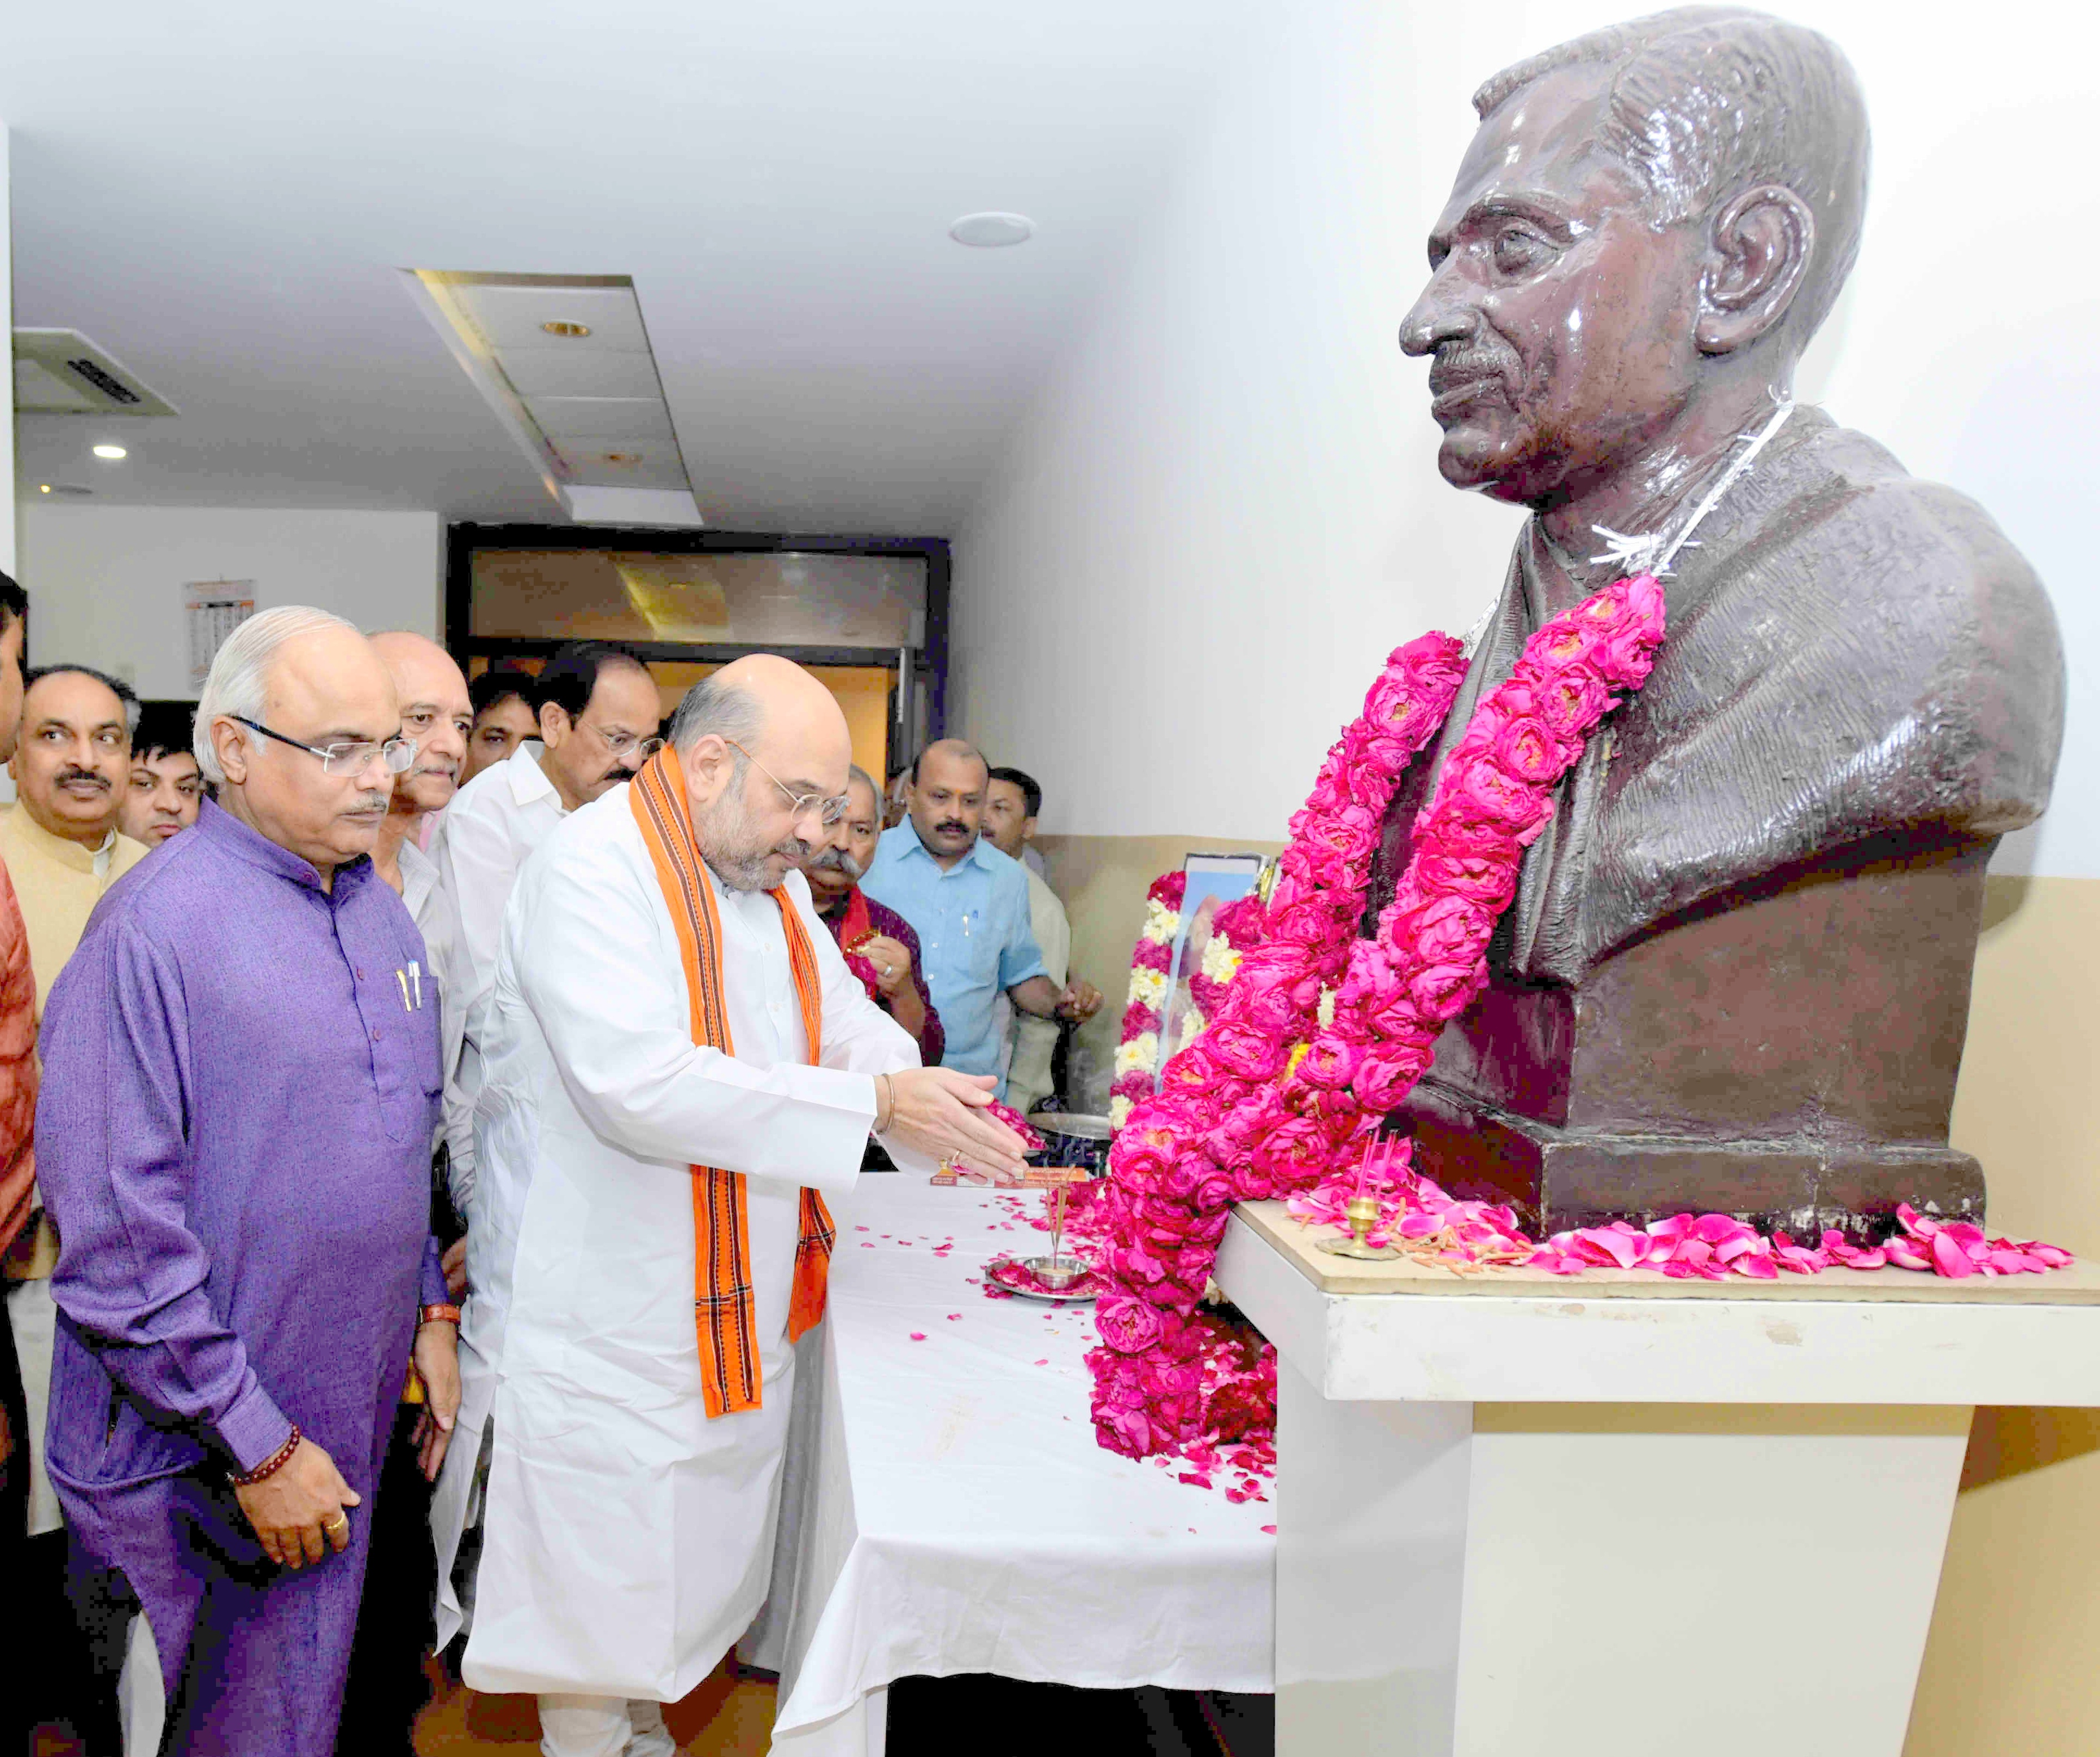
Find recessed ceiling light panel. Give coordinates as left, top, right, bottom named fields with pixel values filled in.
left=403, top=269, right=704, bottom=525
left=948, top=212, right=1035, bottom=248
left=92, top=443, right=128, bottom=460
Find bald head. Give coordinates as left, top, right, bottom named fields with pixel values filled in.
left=907, top=738, right=991, bottom=868
left=370, top=631, right=472, bottom=814
left=270, top=623, right=398, bottom=726
left=672, top=653, right=853, bottom=893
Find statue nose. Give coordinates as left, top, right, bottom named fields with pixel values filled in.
left=1399, top=276, right=1474, bottom=357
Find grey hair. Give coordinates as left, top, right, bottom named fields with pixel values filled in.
left=668, top=674, right=765, bottom=758
left=1474, top=7, right=1868, bottom=341
left=194, top=606, right=361, bottom=785
left=847, top=764, right=876, bottom=799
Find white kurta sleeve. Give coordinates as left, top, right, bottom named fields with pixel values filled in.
left=408, top=874, right=479, bottom=1207
left=511, top=833, right=882, bottom=1195
left=783, top=877, right=943, bottom=1177
left=437, top=794, right=517, bottom=1060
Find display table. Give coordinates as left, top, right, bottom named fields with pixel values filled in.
left=748, top=1177, right=1274, bottom=1757
left=1215, top=1200, right=2100, bottom=1757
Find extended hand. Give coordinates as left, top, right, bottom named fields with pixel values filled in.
left=411, top=1319, right=461, bottom=1482
left=1055, top=980, right=1103, bottom=1022
left=859, top=933, right=912, bottom=998
left=882, top=1067, right=1028, bottom=1180
left=234, top=1438, right=360, bottom=1569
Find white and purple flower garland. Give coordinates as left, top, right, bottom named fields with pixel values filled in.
left=1109, top=872, right=1252, bottom=1130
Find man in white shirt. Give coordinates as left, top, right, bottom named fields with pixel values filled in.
left=436, top=657, right=1023, bottom=1757
left=370, top=635, right=475, bottom=1210
left=436, top=641, right=662, bottom=1134
left=339, top=630, right=477, bottom=1753
left=982, top=765, right=1074, bottom=1116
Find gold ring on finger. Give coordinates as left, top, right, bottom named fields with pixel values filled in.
left=324, top=1513, right=349, bottom=1532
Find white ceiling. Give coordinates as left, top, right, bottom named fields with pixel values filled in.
left=3, top=0, right=1221, bottom=533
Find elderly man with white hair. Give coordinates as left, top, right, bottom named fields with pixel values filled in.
left=436, top=654, right=1024, bottom=1757
left=34, top=607, right=460, bottom=1756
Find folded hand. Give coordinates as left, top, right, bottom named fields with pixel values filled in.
left=881, top=1067, right=1027, bottom=1180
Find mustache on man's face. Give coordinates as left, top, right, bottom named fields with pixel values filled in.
left=935, top=819, right=970, bottom=837
left=57, top=768, right=110, bottom=792
left=810, top=845, right=863, bottom=880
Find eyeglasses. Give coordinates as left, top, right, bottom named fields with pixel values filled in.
left=232, top=716, right=418, bottom=778
left=583, top=720, right=665, bottom=762
left=727, top=739, right=849, bottom=827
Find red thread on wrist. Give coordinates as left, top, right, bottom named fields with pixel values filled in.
left=228, top=1425, right=302, bottom=1488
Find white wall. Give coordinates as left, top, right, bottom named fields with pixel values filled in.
left=14, top=503, right=444, bottom=695
left=953, top=0, right=2100, bottom=879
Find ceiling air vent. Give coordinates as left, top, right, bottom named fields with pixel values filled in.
left=13, top=329, right=179, bottom=417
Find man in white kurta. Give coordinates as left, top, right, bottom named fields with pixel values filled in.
left=434, top=645, right=662, bottom=1210
left=436, top=657, right=1025, bottom=1757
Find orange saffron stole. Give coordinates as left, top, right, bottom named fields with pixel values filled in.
left=629, top=746, right=837, bottom=1419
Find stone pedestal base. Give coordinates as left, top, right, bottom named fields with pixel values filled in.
left=1395, top=1075, right=1985, bottom=1240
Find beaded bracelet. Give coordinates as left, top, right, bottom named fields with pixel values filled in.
left=228, top=1425, right=302, bottom=1488
left=419, top=1303, right=462, bottom=1326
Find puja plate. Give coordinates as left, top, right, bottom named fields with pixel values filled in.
left=987, top=1253, right=1104, bottom=1303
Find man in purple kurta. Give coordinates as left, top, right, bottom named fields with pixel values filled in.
left=35, top=607, right=460, bottom=1756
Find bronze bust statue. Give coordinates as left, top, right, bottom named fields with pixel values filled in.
left=1376, top=6, right=2065, bottom=1238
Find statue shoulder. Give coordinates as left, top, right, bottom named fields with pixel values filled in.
left=1799, top=421, right=2056, bottom=639
left=1805, top=425, right=2063, bottom=785
left=1567, top=420, right=2066, bottom=970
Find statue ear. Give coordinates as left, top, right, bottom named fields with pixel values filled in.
left=1695, top=183, right=1815, bottom=355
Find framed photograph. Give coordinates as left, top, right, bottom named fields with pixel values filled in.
left=1152, top=852, right=1269, bottom=1082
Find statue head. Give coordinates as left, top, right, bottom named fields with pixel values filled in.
left=1400, top=7, right=1869, bottom=509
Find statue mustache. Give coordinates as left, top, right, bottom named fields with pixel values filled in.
left=1429, top=344, right=1516, bottom=401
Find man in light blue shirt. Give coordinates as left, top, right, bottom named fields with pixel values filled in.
left=863, top=739, right=1101, bottom=1098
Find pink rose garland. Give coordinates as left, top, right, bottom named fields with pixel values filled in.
left=1088, top=578, right=1666, bottom=1461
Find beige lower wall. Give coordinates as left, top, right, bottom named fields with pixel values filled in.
left=1036, top=837, right=2100, bottom=1750
left=1910, top=874, right=2100, bottom=1757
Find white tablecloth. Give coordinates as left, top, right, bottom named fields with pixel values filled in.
left=746, top=1176, right=1275, bottom=1756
